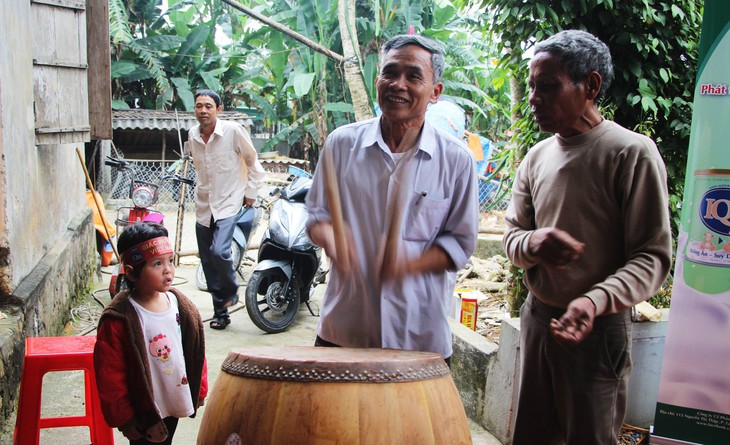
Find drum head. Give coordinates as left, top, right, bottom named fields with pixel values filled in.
left=221, top=346, right=450, bottom=383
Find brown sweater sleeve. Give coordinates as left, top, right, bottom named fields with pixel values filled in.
left=583, top=152, right=673, bottom=314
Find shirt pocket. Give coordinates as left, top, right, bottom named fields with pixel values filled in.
left=213, top=149, right=240, bottom=174
left=403, top=192, right=450, bottom=242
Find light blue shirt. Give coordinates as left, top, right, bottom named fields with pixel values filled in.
left=306, top=117, right=478, bottom=358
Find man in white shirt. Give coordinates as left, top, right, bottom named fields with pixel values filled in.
left=306, top=35, right=478, bottom=363
left=189, top=90, right=265, bottom=330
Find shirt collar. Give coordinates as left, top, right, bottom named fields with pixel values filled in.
left=193, top=118, right=224, bottom=140
left=212, top=119, right=225, bottom=136
left=364, top=117, right=437, bottom=159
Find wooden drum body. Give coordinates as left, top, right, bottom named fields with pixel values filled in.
left=197, top=346, right=472, bottom=445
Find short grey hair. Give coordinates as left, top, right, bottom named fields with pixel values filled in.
left=380, top=35, right=445, bottom=83
left=534, top=30, right=614, bottom=101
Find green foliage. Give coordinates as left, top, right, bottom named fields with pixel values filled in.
left=649, top=278, right=673, bottom=309
left=110, top=0, right=248, bottom=110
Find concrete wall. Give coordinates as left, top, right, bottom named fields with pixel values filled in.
left=451, top=313, right=669, bottom=445
left=0, top=213, right=96, bottom=421
left=0, top=0, right=97, bottom=425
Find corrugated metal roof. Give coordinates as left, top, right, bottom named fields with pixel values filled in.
left=112, top=109, right=253, bottom=131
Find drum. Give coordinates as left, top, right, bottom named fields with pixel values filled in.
left=197, top=346, right=472, bottom=445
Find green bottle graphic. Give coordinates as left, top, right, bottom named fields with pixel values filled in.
left=683, top=170, right=730, bottom=294
left=680, top=15, right=730, bottom=295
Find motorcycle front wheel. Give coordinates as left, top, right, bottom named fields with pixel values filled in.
left=195, top=242, right=243, bottom=291
left=245, top=269, right=300, bottom=333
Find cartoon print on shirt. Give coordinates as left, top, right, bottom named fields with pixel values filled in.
left=149, top=333, right=172, bottom=362
left=179, top=375, right=188, bottom=387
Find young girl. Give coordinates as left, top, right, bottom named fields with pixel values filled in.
left=94, top=222, right=207, bottom=444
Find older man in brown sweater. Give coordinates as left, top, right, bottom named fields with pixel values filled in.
left=503, top=30, right=672, bottom=445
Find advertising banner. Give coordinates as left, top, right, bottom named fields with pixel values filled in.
left=652, top=2, right=730, bottom=444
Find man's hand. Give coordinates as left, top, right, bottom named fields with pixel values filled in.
left=381, top=246, right=453, bottom=282
left=381, top=257, right=410, bottom=282
left=308, top=221, right=357, bottom=275
left=243, top=197, right=255, bottom=207
left=529, top=227, right=584, bottom=268
left=550, top=297, right=597, bottom=346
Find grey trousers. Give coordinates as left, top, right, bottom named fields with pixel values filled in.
left=512, top=293, right=632, bottom=445
left=196, top=209, right=242, bottom=319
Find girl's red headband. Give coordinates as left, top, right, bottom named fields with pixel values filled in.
left=123, top=237, right=173, bottom=266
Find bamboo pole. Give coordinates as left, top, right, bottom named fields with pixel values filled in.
left=76, top=147, right=120, bottom=263
left=173, top=110, right=190, bottom=266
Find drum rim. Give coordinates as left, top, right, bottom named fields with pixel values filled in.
left=220, top=346, right=451, bottom=383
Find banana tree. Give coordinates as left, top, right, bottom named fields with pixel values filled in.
left=220, top=0, right=366, bottom=159
left=110, top=0, right=246, bottom=111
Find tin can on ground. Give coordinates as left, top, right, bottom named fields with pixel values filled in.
left=683, top=169, right=730, bottom=294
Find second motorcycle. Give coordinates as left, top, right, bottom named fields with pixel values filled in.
left=245, top=170, right=326, bottom=333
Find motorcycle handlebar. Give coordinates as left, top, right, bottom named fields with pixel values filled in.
left=174, top=175, right=195, bottom=186
left=104, top=156, right=129, bottom=169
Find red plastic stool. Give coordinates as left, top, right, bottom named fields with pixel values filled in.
left=14, top=336, right=114, bottom=445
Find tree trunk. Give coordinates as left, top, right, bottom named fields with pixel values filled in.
left=338, top=0, right=374, bottom=121
left=310, top=68, right=329, bottom=166
left=315, top=74, right=328, bottom=148
left=509, top=76, right=528, bottom=160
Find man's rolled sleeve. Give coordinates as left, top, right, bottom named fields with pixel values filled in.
left=434, top=156, right=478, bottom=271
left=434, top=236, right=469, bottom=271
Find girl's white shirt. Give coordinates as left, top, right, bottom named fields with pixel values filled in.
left=129, top=292, right=194, bottom=419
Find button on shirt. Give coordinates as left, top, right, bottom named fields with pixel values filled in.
left=306, top=117, right=478, bottom=358
left=189, top=119, right=265, bottom=226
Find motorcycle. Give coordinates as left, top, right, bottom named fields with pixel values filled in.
left=194, top=203, right=264, bottom=291
left=105, top=156, right=194, bottom=297
left=245, top=171, right=326, bottom=333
